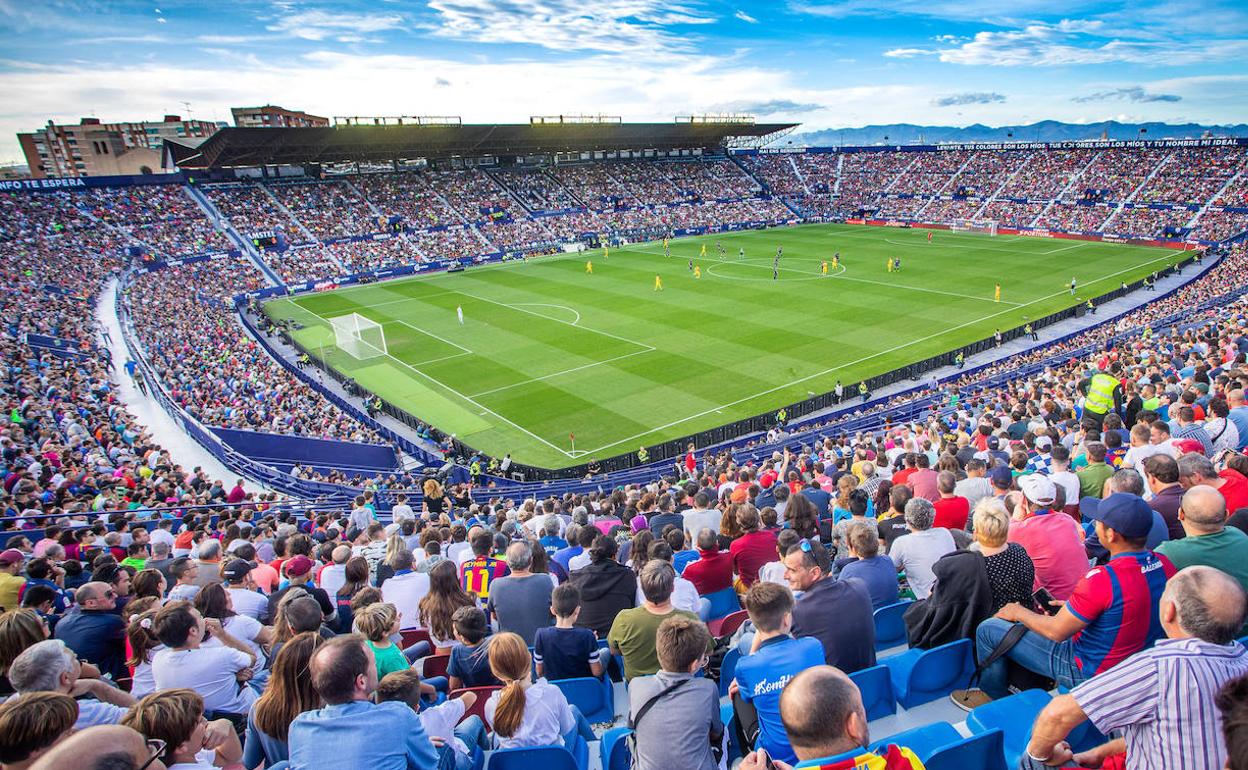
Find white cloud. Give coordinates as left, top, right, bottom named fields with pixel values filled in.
left=734, top=10, right=758, bottom=23
left=424, top=0, right=715, bottom=52
left=1071, top=86, right=1180, bottom=103
left=884, top=18, right=1248, bottom=66
left=267, top=10, right=405, bottom=41
left=931, top=92, right=1006, bottom=106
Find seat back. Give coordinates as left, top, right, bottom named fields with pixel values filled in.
left=718, top=647, right=742, bottom=698
left=400, top=627, right=432, bottom=649
left=873, top=600, right=912, bottom=651
left=551, top=677, right=614, bottom=723
left=848, top=665, right=896, bottom=721
left=869, top=721, right=960, bottom=761
left=449, top=686, right=502, bottom=729
left=703, top=587, right=741, bottom=620
left=487, top=745, right=580, bottom=770
left=923, top=728, right=1007, bottom=770
left=423, top=653, right=451, bottom=679
left=713, top=609, right=750, bottom=638
left=599, top=726, right=633, bottom=770
left=899, top=639, right=973, bottom=707
left=967, top=689, right=1051, bottom=767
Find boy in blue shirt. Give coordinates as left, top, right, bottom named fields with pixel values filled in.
left=534, top=583, right=605, bottom=681
left=730, top=580, right=825, bottom=766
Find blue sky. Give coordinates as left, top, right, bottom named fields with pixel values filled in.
left=0, top=0, right=1245, bottom=162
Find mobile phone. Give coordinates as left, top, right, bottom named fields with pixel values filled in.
left=759, top=749, right=778, bottom=770
left=1033, top=588, right=1060, bottom=615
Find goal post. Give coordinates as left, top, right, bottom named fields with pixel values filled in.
left=950, top=219, right=998, bottom=236
left=331, top=313, right=387, bottom=360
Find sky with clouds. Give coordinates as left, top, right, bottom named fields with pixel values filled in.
left=0, top=0, right=1245, bottom=162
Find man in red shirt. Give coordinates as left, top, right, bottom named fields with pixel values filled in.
left=1008, top=475, right=1088, bottom=600
left=682, top=528, right=734, bottom=595
left=892, top=454, right=919, bottom=486
left=932, top=471, right=970, bottom=530
left=729, top=506, right=778, bottom=589
left=1178, top=454, right=1248, bottom=514
left=907, top=455, right=939, bottom=502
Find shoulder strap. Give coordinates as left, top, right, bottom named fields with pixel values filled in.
left=629, top=678, right=692, bottom=731
left=969, top=622, right=1029, bottom=686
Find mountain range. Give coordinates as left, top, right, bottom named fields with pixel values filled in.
left=785, top=120, right=1248, bottom=147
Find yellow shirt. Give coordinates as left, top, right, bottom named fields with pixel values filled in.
left=0, top=573, right=25, bottom=612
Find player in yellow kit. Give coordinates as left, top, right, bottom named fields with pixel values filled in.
left=603, top=244, right=609, bottom=259
left=586, top=260, right=593, bottom=274
left=700, top=243, right=707, bottom=258
left=832, top=253, right=840, bottom=270
left=654, top=275, right=663, bottom=291
left=693, top=265, right=701, bottom=279
left=994, top=283, right=1001, bottom=303
left=821, top=260, right=828, bottom=276
left=887, top=257, right=894, bottom=273
left=663, top=237, right=670, bottom=257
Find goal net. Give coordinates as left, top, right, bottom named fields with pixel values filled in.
left=331, top=313, right=387, bottom=360
left=950, top=219, right=998, bottom=236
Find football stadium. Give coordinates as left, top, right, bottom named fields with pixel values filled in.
left=3, top=2, right=1248, bottom=769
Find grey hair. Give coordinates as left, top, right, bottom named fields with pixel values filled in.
left=1178, top=453, right=1217, bottom=480
left=505, top=541, right=533, bottom=571
left=151, top=541, right=170, bottom=556
left=696, top=527, right=718, bottom=551
left=198, top=539, right=221, bottom=559
left=903, top=497, right=936, bottom=531
left=543, top=516, right=561, bottom=537
left=9, top=640, right=75, bottom=693
left=1109, top=469, right=1145, bottom=496
left=1166, top=566, right=1247, bottom=645
left=639, top=559, right=676, bottom=604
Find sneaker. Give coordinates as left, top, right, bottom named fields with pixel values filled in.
left=950, top=688, right=993, bottom=711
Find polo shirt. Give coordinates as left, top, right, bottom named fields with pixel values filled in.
left=1008, top=510, right=1088, bottom=600
left=682, top=549, right=734, bottom=595
left=792, top=577, right=876, bottom=673
left=1077, top=462, right=1115, bottom=498
left=932, top=496, right=970, bottom=530
left=53, top=608, right=126, bottom=680
left=1066, top=550, right=1175, bottom=676
left=729, top=530, right=778, bottom=587
left=734, top=635, right=826, bottom=765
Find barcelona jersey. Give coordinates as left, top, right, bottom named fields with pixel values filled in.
left=461, top=556, right=509, bottom=598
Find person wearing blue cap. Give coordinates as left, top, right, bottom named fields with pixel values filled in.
left=953, top=492, right=1176, bottom=709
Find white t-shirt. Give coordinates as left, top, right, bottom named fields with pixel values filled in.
left=682, top=509, right=722, bottom=541
left=485, top=679, right=575, bottom=749
left=381, top=571, right=432, bottom=630
left=202, top=615, right=266, bottom=671
left=419, top=697, right=469, bottom=755
left=150, top=528, right=175, bottom=549
left=567, top=552, right=591, bottom=572
left=129, top=646, right=164, bottom=699
left=446, top=542, right=472, bottom=567
left=757, top=560, right=787, bottom=586
left=227, top=587, right=269, bottom=621
left=153, top=646, right=257, bottom=715
left=319, top=564, right=347, bottom=600
left=1049, top=471, right=1082, bottom=509
left=391, top=503, right=416, bottom=523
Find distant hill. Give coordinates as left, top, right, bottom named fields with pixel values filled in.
left=785, top=120, right=1248, bottom=147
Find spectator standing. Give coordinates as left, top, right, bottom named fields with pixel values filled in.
left=888, top=498, right=956, bottom=600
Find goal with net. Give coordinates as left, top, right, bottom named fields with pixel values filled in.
left=331, top=313, right=387, bottom=360
left=950, top=219, right=998, bottom=236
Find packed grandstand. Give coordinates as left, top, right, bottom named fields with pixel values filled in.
left=2, top=127, right=1248, bottom=770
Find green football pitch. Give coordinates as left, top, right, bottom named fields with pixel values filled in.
left=262, top=223, right=1181, bottom=469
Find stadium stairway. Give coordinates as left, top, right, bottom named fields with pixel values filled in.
left=727, top=154, right=806, bottom=219
left=184, top=183, right=285, bottom=287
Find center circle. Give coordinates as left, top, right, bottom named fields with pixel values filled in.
left=704, top=256, right=847, bottom=282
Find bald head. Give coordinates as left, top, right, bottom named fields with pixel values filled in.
left=1164, top=566, right=1247, bottom=645
left=778, top=665, right=868, bottom=760
left=1179, top=485, right=1228, bottom=534
left=30, top=724, right=164, bottom=770
left=1229, top=389, right=1245, bottom=408
left=332, top=545, right=351, bottom=564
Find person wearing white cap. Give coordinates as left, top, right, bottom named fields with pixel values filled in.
left=1007, top=475, right=1088, bottom=602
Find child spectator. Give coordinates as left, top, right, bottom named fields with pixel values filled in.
left=376, top=668, right=490, bottom=770
left=485, top=632, right=585, bottom=749
left=447, top=606, right=499, bottom=690
left=121, top=688, right=243, bottom=770
left=354, top=602, right=409, bottom=681
left=533, top=584, right=604, bottom=681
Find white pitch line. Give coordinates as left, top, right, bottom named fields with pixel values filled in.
left=447, top=289, right=656, bottom=353
left=468, top=348, right=654, bottom=398
left=1041, top=242, right=1089, bottom=255
left=573, top=248, right=1187, bottom=457
left=394, top=320, right=472, bottom=354
left=293, top=305, right=576, bottom=458
left=409, top=351, right=471, bottom=367
left=511, top=303, right=581, bottom=325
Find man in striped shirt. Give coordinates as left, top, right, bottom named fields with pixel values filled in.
left=1021, top=565, right=1248, bottom=770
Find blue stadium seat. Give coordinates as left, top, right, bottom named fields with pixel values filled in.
left=848, top=665, right=896, bottom=721
left=599, top=726, right=632, bottom=770
left=718, top=647, right=742, bottom=698
left=869, top=721, right=961, bottom=761
left=486, top=744, right=587, bottom=770
left=551, top=676, right=615, bottom=724
left=873, top=600, right=912, bottom=651
left=703, top=587, right=741, bottom=621
left=721, top=702, right=740, bottom=763
left=923, top=728, right=1007, bottom=770
left=880, top=639, right=974, bottom=708
left=966, top=689, right=1051, bottom=767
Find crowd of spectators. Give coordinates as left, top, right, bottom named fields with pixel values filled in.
left=1065, top=148, right=1167, bottom=203
left=1104, top=205, right=1194, bottom=239
left=1138, top=147, right=1247, bottom=205
left=407, top=226, right=491, bottom=262
left=489, top=168, right=582, bottom=212
left=980, top=200, right=1048, bottom=229
left=81, top=186, right=232, bottom=258
left=890, top=150, right=974, bottom=196
left=268, top=182, right=379, bottom=242
left=1191, top=208, right=1248, bottom=242
left=1033, top=202, right=1115, bottom=233
left=328, top=237, right=422, bottom=274
left=262, top=247, right=346, bottom=286
left=204, top=185, right=304, bottom=241
left=997, top=149, right=1094, bottom=200
left=349, top=173, right=464, bottom=229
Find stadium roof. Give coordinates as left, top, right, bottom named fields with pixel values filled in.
left=166, top=122, right=798, bottom=169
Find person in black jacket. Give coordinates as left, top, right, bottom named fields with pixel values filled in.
left=568, top=535, right=637, bottom=639
left=903, top=549, right=993, bottom=650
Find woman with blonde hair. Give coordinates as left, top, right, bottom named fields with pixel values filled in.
left=970, top=497, right=1036, bottom=613
left=484, top=632, right=590, bottom=748
left=423, top=478, right=446, bottom=517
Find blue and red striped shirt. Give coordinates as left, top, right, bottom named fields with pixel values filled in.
left=1066, top=550, right=1175, bottom=676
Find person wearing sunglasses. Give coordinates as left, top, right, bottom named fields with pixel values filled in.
left=52, top=581, right=127, bottom=682
left=122, top=689, right=242, bottom=770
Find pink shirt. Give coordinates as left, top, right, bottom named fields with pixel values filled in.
left=908, top=469, right=940, bottom=502
left=1008, top=511, right=1088, bottom=601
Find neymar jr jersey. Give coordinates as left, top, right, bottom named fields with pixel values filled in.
left=1066, top=550, right=1175, bottom=676
left=461, top=556, right=509, bottom=599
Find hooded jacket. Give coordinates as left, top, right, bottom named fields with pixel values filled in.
left=569, top=558, right=638, bottom=637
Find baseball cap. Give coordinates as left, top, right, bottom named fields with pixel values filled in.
left=0, top=549, right=23, bottom=566
left=1035, top=435, right=1053, bottom=450
left=284, top=555, right=314, bottom=578
left=989, top=465, right=1013, bottom=489
left=987, top=435, right=1000, bottom=450
left=221, top=559, right=255, bottom=582
left=1018, top=474, right=1057, bottom=506
left=1081, top=493, right=1154, bottom=539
